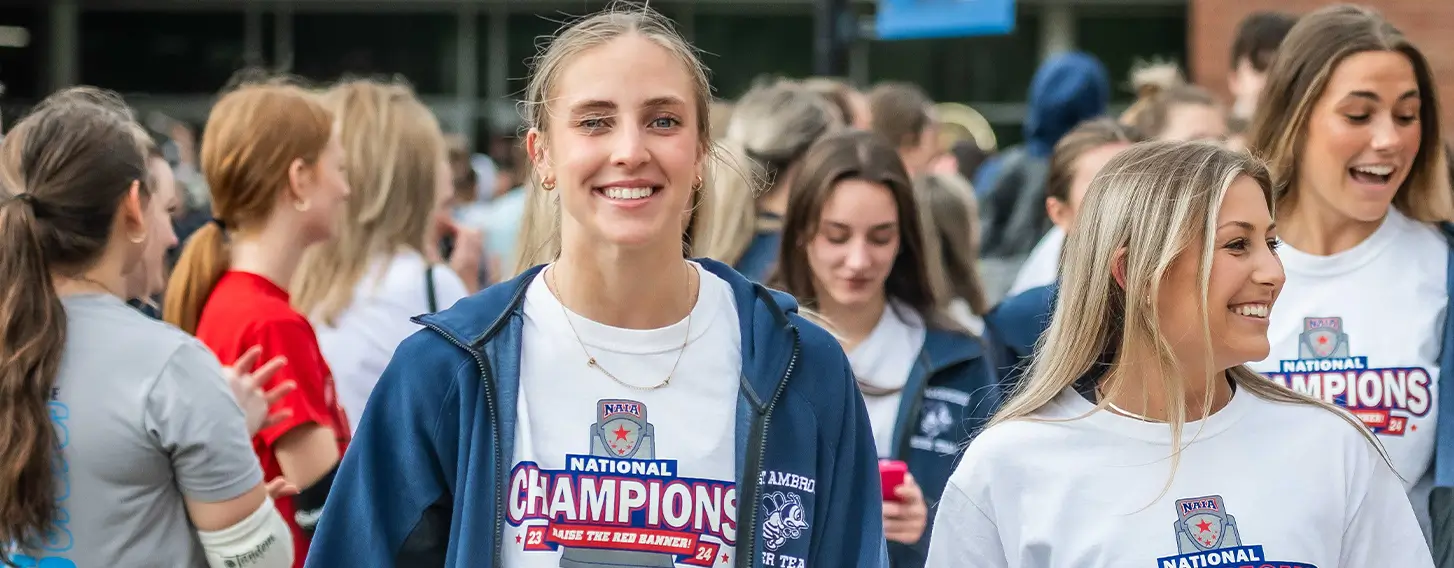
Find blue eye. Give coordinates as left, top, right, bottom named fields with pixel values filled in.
left=651, top=117, right=681, bottom=129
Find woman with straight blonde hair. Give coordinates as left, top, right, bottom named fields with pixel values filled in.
left=913, top=171, right=990, bottom=332
left=307, top=5, right=886, bottom=566
left=1244, top=5, right=1454, bottom=544
left=925, top=141, right=1429, bottom=567
left=293, top=79, right=477, bottom=434
left=164, top=81, right=352, bottom=568
left=681, top=77, right=839, bottom=281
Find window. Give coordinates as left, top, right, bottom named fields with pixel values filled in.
left=1077, top=5, right=1189, bottom=104
left=867, top=5, right=1040, bottom=104
left=693, top=12, right=814, bottom=100
left=80, top=11, right=247, bottom=94
left=292, top=12, right=455, bottom=94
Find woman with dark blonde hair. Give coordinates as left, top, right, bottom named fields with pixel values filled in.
left=307, top=5, right=887, bottom=566
left=1245, top=4, right=1454, bottom=544
left=293, top=79, right=475, bottom=434
left=927, top=140, right=1429, bottom=567
left=773, top=130, right=998, bottom=568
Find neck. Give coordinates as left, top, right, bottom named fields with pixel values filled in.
left=553, top=238, right=695, bottom=330
left=230, top=224, right=310, bottom=294
left=53, top=256, right=128, bottom=299
left=1098, top=342, right=1233, bottom=423
left=819, top=293, right=886, bottom=352
left=1278, top=188, right=1385, bottom=255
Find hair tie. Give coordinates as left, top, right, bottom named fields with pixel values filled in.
left=210, top=217, right=228, bottom=231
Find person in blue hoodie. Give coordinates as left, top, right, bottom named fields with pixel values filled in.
left=975, top=51, right=1110, bottom=304
left=305, top=6, right=888, bottom=568
left=769, top=129, right=1000, bottom=568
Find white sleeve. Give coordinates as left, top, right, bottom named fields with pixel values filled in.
left=196, top=497, right=295, bottom=568
left=1339, top=449, right=1434, bottom=567
left=925, top=482, right=1010, bottom=568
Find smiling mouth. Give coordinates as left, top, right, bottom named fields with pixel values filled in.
left=596, top=186, right=660, bottom=200
left=1349, top=164, right=1395, bottom=185
left=1230, top=303, right=1269, bottom=319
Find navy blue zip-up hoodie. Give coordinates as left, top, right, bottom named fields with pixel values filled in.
left=983, top=283, right=1057, bottom=390
left=305, top=258, right=889, bottom=568
left=885, top=328, right=1000, bottom=568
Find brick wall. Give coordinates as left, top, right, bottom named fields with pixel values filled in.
left=1189, top=0, right=1454, bottom=128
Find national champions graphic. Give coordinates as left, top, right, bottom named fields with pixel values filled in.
left=1262, top=316, right=1432, bottom=436
left=506, top=399, right=738, bottom=567
left=1155, top=495, right=1315, bottom=568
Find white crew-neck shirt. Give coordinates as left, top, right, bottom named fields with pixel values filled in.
left=1248, top=207, right=1446, bottom=531
left=314, top=249, right=469, bottom=433
left=925, top=383, right=1432, bottom=568
left=503, top=262, right=743, bottom=568
left=849, top=302, right=927, bottom=457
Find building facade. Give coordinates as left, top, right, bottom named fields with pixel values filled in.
left=0, top=0, right=1187, bottom=147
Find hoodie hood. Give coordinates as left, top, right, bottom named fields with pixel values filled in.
left=1023, top=51, right=1111, bottom=156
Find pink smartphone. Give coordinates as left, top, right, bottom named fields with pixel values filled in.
left=879, top=459, right=908, bottom=502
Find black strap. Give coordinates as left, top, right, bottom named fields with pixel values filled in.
left=292, top=462, right=340, bottom=536
left=425, top=266, right=439, bottom=313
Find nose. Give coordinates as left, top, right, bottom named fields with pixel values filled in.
left=1254, top=244, right=1286, bottom=292
left=610, top=123, right=650, bottom=170
left=843, top=240, right=873, bottom=271
left=1370, top=114, right=1406, bottom=154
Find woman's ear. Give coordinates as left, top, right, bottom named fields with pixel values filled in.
left=1111, top=246, right=1129, bottom=291
left=286, top=157, right=312, bottom=201
left=526, top=128, right=551, bottom=181
left=121, top=180, right=146, bottom=237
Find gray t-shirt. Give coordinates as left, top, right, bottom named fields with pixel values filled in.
left=8, top=294, right=262, bottom=567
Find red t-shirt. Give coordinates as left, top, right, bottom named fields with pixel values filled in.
left=195, top=271, right=351, bottom=568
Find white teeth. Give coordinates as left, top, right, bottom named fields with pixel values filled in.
left=1353, top=165, right=1394, bottom=176
left=1231, top=304, right=1269, bottom=318
left=603, top=187, right=654, bottom=200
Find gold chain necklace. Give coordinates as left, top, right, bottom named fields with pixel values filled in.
left=549, top=264, right=697, bottom=391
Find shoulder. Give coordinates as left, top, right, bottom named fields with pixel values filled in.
left=944, top=414, right=1074, bottom=498
left=985, top=284, right=1056, bottom=351
left=64, top=297, right=200, bottom=371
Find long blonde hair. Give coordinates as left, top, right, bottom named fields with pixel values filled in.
left=512, top=3, right=713, bottom=275
left=1247, top=4, right=1453, bottom=223
left=292, top=79, right=446, bottom=325
left=992, top=141, right=1385, bottom=484
left=913, top=172, right=989, bottom=316
left=692, top=79, right=840, bottom=267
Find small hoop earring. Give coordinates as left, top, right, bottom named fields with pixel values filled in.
left=692, top=175, right=703, bottom=190
left=542, top=178, right=556, bottom=191
left=293, top=199, right=311, bottom=212
left=128, top=232, right=146, bottom=244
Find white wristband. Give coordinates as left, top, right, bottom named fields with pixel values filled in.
left=196, top=497, right=295, bottom=568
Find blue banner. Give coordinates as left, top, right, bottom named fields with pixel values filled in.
left=875, top=0, right=1015, bottom=40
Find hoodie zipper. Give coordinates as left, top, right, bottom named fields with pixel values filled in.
left=421, top=321, right=505, bottom=568
left=736, top=325, right=799, bottom=568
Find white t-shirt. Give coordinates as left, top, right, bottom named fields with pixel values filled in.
left=1248, top=208, right=1446, bottom=507
left=850, top=302, right=927, bottom=457
left=503, top=262, right=743, bottom=568
left=314, top=249, right=469, bottom=433
left=1007, top=227, right=1064, bottom=296
left=926, top=384, right=1432, bottom=568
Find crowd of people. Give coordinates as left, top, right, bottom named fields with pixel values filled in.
left=0, top=2, right=1450, bottom=568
